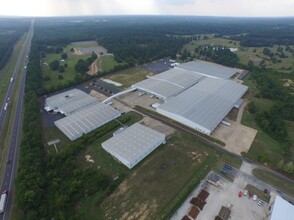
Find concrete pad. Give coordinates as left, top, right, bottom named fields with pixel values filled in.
left=212, top=122, right=257, bottom=155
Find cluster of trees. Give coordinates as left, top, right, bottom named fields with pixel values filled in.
left=193, top=46, right=240, bottom=67
left=16, top=38, right=135, bottom=218
left=249, top=71, right=294, bottom=160
left=75, top=52, right=97, bottom=73
left=0, top=20, right=30, bottom=69
left=98, top=33, right=188, bottom=65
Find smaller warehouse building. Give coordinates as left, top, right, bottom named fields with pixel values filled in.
left=45, top=89, right=98, bottom=116
left=55, top=102, right=121, bottom=141
left=270, top=195, right=294, bottom=220
left=101, top=123, right=166, bottom=169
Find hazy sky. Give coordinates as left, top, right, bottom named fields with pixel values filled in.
left=0, top=0, right=293, bottom=17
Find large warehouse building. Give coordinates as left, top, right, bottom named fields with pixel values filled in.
left=45, top=89, right=98, bottom=116
left=132, top=68, right=203, bottom=100
left=132, top=60, right=248, bottom=135
left=176, top=60, right=237, bottom=79
left=270, top=195, right=294, bottom=220
left=101, top=123, right=166, bottom=169
left=55, top=102, right=121, bottom=141
left=157, top=78, right=248, bottom=135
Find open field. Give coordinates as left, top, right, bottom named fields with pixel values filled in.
left=183, top=37, right=240, bottom=52
left=77, top=127, right=243, bottom=220
left=184, top=36, right=294, bottom=72
left=94, top=132, right=214, bottom=220
left=252, top=168, right=294, bottom=197
left=105, top=67, right=153, bottom=89
left=99, top=55, right=122, bottom=72
left=241, top=76, right=292, bottom=165
left=41, top=50, right=88, bottom=89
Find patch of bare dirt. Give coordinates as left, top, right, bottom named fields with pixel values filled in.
left=87, top=56, right=99, bottom=75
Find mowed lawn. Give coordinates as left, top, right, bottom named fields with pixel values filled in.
left=42, top=51, right=88, bottom=89
left=106, top=67, right=153, bottom=89
left=79, top=132, right=216, bottom=220
left=99, top=55, right=125, bottom=72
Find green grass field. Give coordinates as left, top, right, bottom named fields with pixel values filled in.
left=76, top=128, right=242, bottom=220
left=252, top=168, right=294, bottom=197
left=245, top=184, right=271, bottom=203
left=41, top=51, right=88, bottom=89
left=99, top=55, right=123, bottom=72
left=106, top=67, right=153, bottom=89
left=241, top=76, right=289, bottom=164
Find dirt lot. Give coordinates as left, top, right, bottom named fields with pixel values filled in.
left=172, top=171, right=269, bottom=220
left=212, top=122, right=257, bottom=155
left=140, top=115, right=175, bottom=137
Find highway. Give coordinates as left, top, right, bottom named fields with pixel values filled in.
left=0, top=21, right=33, bottom=220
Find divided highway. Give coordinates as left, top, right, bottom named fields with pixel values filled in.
left=0, top=21, right=33, bottom=220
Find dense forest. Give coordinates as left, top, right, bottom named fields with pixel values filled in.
left=0, top=19, right=30, bottom=69
left=34, top=16, right=294, bottom=67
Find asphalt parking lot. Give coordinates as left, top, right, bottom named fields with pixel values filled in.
left=142, top=58, right=173, bottom=73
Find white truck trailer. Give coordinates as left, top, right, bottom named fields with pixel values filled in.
left=0, top=191, right=7, bottom=213
left=3, top=103, right=8, bottom=111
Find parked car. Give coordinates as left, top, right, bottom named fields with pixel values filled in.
left=244, top=190, right=248, bottom=196
left=253, top=194, right=257, bottom=201
left=257, top=200, right=262, bottom=206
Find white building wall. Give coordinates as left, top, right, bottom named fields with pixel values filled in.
left=156, top=108, right=211, bottom=135
left=102, top=134, right=165, bottom=169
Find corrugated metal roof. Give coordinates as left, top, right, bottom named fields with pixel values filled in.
left=176, top=60, right=237, bottom=79
left=55, top=102, right=121, bottom=141
left=157, top=78, right=248, bottom=133
left=102, top=123, right=165, bottom=169
left=132, top=68, right=203, bottom=100
left=271, top=196, right=294, bottom=220
left=45, top=89, right=98, bottom=115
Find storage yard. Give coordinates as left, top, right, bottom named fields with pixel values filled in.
left=171, top=171, right=270, bottom=220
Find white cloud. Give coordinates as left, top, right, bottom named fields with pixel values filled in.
left=0, top=0, right=293, bottom=17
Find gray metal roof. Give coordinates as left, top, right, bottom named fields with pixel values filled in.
left=132, top=68, right=203, bottom=100
left=176, top=60, right=237, bottom=79
left=45, top=89, right=98, bottom=115
left=157, top=78, right=248, bottom=134
left=55, top=102, right=121, bottom=141
left=101, top=123, right=165, bottom=169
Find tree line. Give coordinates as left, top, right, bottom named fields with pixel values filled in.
left=15, top=38, right=133, bottom=219
left=0, top=20, right=30, bottom=69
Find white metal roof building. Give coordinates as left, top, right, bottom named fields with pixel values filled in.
left=156, top=78, right=248, bottom=135
left=45, top=89, right=98, bottom=115
left=176, top=60, right=237, bottom=79
left=101, top=123, right=166, bottom=169
left=132, top=68, right=203, bottom=100
left=55, top=102, right=121, bottom=141
left=270, top=195, right=294, bottom=220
